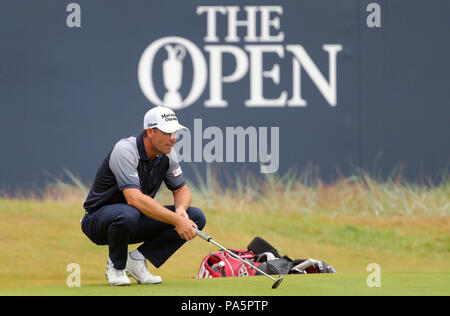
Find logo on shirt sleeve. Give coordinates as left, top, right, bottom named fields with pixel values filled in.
left=172, top=166, right=183, bottom=177
left=129, top=172, right=139, bottom=179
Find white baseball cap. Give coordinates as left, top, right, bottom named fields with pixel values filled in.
left=143, top=106, right=188, bottom=133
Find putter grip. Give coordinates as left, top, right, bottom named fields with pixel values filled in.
left=195, top=228, right=211, bottom=242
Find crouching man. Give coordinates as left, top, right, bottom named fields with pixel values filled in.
left=81, top=106, right=206, bottom=286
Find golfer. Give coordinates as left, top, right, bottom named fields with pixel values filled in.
left=81, top=106, right=206, bottom=286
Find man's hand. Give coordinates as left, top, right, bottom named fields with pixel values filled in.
left=173, top=185, right=195, bottom=240
left=174, top=215, right=197, bottom=241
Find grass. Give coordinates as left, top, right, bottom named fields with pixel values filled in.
left=1, top=273, right=448, bottom=296
left=0, top=167, right=448, bottom=295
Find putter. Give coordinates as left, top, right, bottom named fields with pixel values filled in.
left=195, top=228, right=283, bottom=289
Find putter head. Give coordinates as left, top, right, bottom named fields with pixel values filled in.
left=272, top=275, right=283, bottom=289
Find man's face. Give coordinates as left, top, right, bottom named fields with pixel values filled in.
left=149, top=128, right=177, bottom=155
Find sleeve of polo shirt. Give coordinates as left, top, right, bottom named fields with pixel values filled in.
left=164, top=151, right=186, bottom=191
left=109, top=139, right=141, bottom=191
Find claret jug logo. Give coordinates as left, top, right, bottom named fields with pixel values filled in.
left=138, top=5, right=343, bottom=109
left=139, top=37, right=207, bottom=110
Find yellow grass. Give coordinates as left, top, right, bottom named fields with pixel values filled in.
left=0, top=169, right=448, bottom=288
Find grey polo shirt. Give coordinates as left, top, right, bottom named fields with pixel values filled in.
left=83, top=133, right=185, bottom=214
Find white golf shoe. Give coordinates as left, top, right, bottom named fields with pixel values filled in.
left=105, top=258, right=131, bottom=286
left=125, top=253, right=162, bottom=284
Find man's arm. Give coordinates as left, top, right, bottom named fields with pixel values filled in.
left=123, top=188, right=197, bottom=241
left=172, top=184, right=192, bottom=219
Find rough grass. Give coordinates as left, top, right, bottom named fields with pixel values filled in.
left=186, top=166, right=449, bottom=217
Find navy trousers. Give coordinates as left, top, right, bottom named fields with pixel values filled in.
left=81, top=204, right=206, bottom=270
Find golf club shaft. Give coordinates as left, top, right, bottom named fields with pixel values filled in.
left=194, top=228, right=277, bottom=282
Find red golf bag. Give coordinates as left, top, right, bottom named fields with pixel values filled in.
left=196, top=248, right=262, bottom=279
left=196, top=237, right=336, bottom=279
